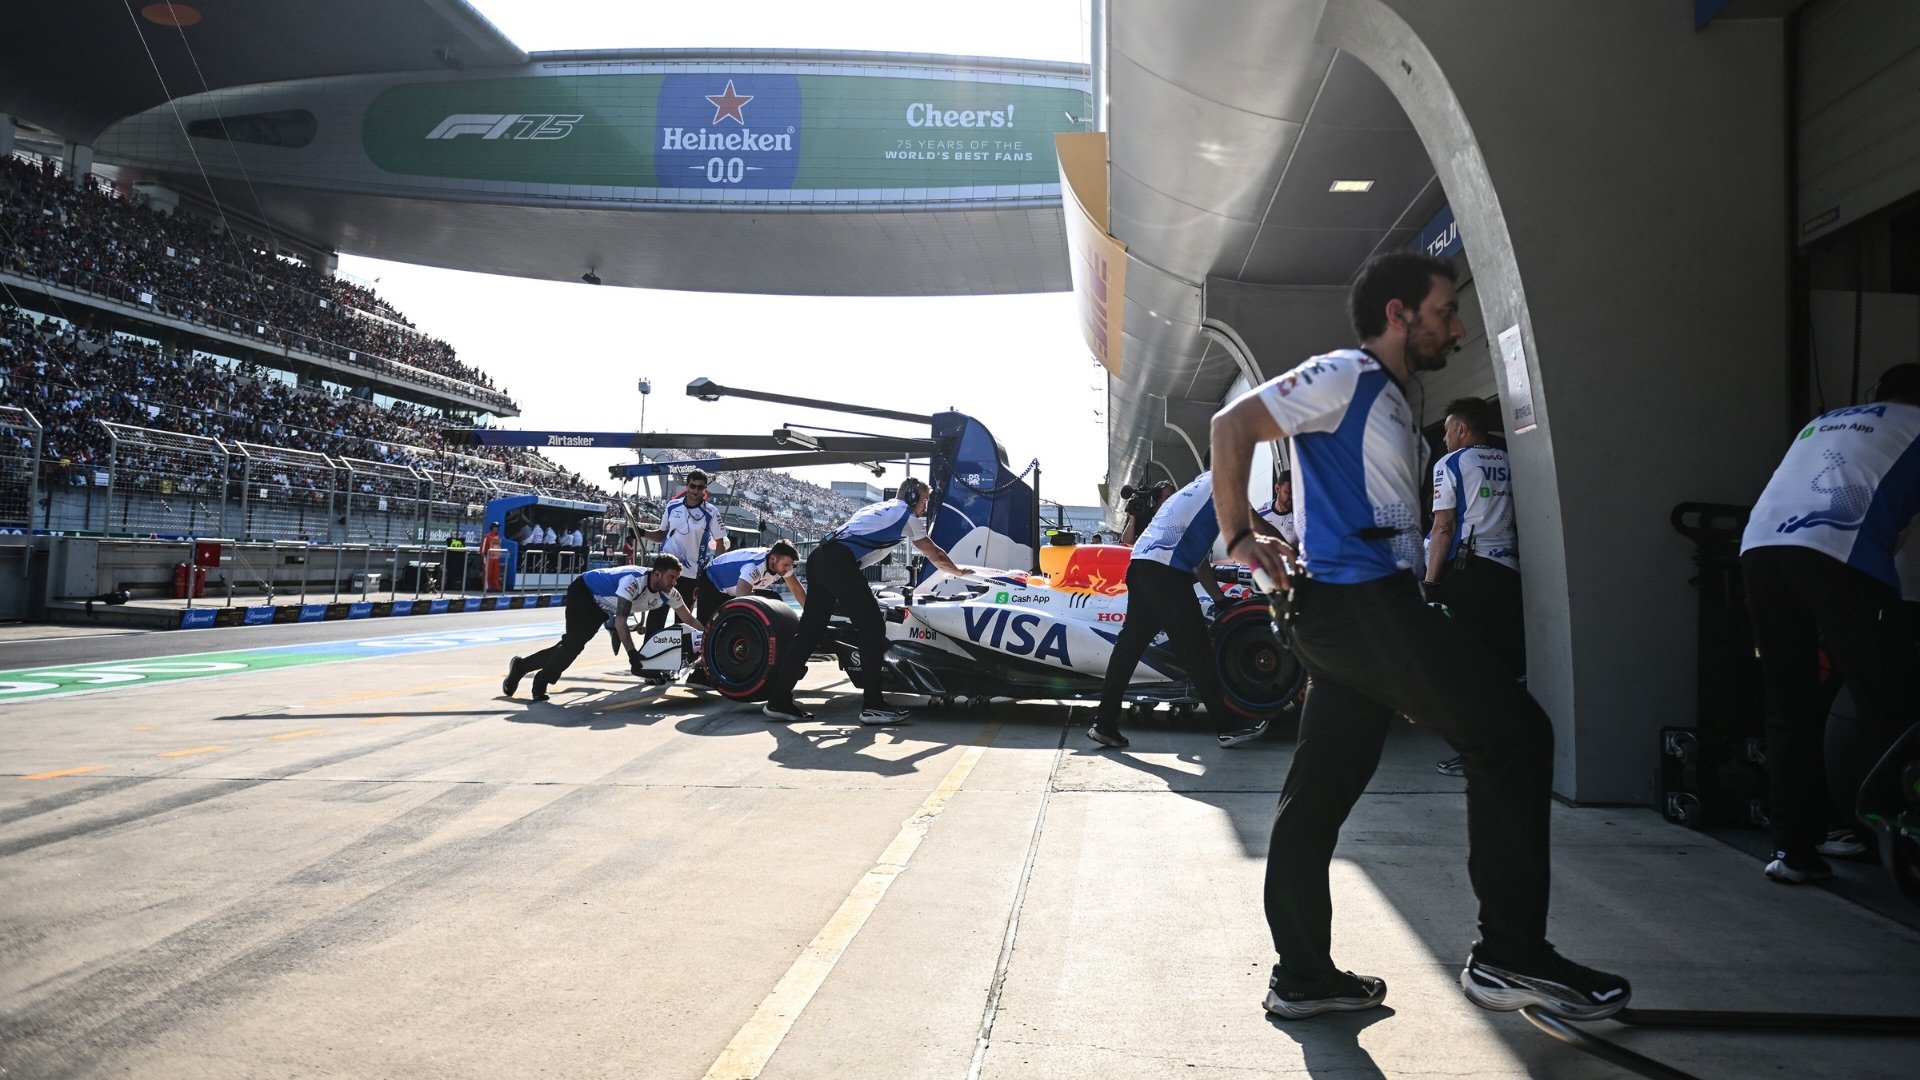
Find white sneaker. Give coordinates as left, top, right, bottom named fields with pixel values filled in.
left=859, top=707, right=911, bottom=726
left=1816, top=828, right=1867, bottom=858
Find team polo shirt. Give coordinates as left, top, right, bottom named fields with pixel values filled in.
left=704, top=546, right=784, bottom=594
left=659, top=496, right=718, bottom=573
left=1133, top=472, right=1221, bottom=573
left=1431, top=445, right=1519, bottom=571
left=1257, top=349, right=1425, bottom=584
left=1742, top=402, right=1920, bottom=588
left=1256, top=500, right=1298, bottom=547
left=828, top=498, right=929, bottom=568
left=580, top=565, right=689, bottom=619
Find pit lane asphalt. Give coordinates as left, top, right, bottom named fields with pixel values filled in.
left=2, top=607, right=1915, bottom=1079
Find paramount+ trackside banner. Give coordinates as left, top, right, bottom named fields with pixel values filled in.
left=363, top=73, right=1086, bottom=193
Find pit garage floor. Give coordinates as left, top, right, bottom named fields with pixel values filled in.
left=2, top=609, right=1916, bottom=1079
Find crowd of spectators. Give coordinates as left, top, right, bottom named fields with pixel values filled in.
left=0, top=306, right=604, bottom=508
left=620, top=447, right=860, bottom=542
left=0, top=155, right=515, bottom=411
left=0, top=155, right=865, bottom=546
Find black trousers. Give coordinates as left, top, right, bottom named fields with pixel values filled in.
left=1742, top=544, right=1919, bottom=854
left=764, top=541, right=886, bottom=709
left=520, top=578, right=610, bottom=684
left=1093, top=560, right=1229, bottom=730
left=643, top=577, right=698, bottom=634
left=695, top=575, right=730, bottom=626
left=1268, top=572, right=1553, bottom=979
left=1431, top=555, right=1526, bottom=680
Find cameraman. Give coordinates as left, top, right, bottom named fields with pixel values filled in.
left=1119, top=479, right=1174, bottom=545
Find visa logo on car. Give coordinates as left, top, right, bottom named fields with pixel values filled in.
left=961, top=608, right=1071, bottom=664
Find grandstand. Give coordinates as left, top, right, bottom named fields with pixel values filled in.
left=0, top=152, right=870, bottom=550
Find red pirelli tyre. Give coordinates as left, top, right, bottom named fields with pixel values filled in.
left=704, top=595, right=802, bottom=702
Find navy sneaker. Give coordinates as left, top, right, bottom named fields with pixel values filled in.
left=1264, top=965, right=1388, bottom=1019
left=529, top=673, right=552, bottom=702
left=502, top=656, right=527, bottom=697
left=1461, top=942, right=1630, bottom=1020
left=1765, top=849, right=1834, bottom=884
left=1435, top=755, right=1466, bottom=777
left=1086, top=725, right=1129, bottom=749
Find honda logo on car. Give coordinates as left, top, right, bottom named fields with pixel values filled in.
left=1097, top=611, right=1124, bottom=622
left=961, top=608, right=1070, bottom=664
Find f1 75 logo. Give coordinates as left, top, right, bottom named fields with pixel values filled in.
left=424, top=114, right=582, bottom=141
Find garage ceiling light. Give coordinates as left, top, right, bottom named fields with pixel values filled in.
left=1329, top=179, right=1375, bottom=193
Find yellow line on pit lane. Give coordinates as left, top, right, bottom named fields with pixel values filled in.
left=21, top=765, right=105, bottom=780
left=159, top=745, right=227, bottom=758
left=701, top=720, right=1004, bottom=1080
left=269, top=728, right=328, bottom=741
left=357, top=716, right=403, bottom=726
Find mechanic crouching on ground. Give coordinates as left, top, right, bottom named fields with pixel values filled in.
left=1209, top=251, right=1629, bottom=1023
left=1086, top=470, right=1255, bottom=750
left=760, top=477, right=970, bottom=726
left=697, top=538, right=808, bottom=625
left=503, top=555, right=707, bottom=702
left=1741, top=363, right=1920, bottom=885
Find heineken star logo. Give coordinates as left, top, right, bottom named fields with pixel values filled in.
left=706, top=80, right=753, bottom=125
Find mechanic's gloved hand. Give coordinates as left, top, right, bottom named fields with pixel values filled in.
left=628, top=650, right=648, bottom=677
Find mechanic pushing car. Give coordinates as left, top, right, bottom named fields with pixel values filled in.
left=1087, top=470, right=1253, bottom=750
left=503, top=555, right=708, bottom=702
left=760, top=476, right=970, bottom=726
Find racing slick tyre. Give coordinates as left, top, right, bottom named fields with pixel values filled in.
left=1213, top=599, right=1306, bottom=725
left=705, top=595, right=801, bottom=702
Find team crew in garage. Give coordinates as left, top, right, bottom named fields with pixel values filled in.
left=1208, top=251, right=1631, bottom=1023
left=1740, top=363, right=1920, bottom=885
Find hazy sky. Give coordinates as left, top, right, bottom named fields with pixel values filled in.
left=340, top=0, right=1108, bottom=507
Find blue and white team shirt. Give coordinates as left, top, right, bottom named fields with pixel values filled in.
left=580, top=565, right=691, bottom=619
left=1742, top=402, right=1920, bottom=588
left=829, top=498, right=930, bottom=569
left=659, top=496, right=719, bottom=574
left=704, top=546, right=785, bottom=594
left=1256, top=349, right=1426, bottom=584
left=1133, top=472, right=1221, bottom=573
left=1256, top=499, right=1298, bottom=547
left=1431, top=445, right=1519, bottom=571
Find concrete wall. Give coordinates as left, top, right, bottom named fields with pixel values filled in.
left=1321, top=0, right=1791, bottom=801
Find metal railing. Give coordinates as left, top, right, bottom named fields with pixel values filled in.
left=0, top=405, right=42, bottom=531
left=99, top=421, right=230, bottom=537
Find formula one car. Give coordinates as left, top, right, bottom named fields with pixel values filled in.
left=689, top=542, right=1304, bottom=725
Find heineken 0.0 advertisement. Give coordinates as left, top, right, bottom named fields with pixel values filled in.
left=363, top=72, right=1088, bottom=193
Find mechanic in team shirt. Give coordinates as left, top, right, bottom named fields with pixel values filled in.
left=1209, top=251, right=1629, bottom=1023
left=639, top=468, right=720, bottom=635
left=760, top=477, right=970, bottom=726
left=503, top=555, right=707, bottom=702
left=1085, top=470, right=1239, bottom=750
left=697, top=538, right=808, bottom=625
left=1424, top=397, right=1524, bottom=778
left=1740, top=363, right=1920, bottom=885
left=1254, top=470, right=1298, bottom=555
